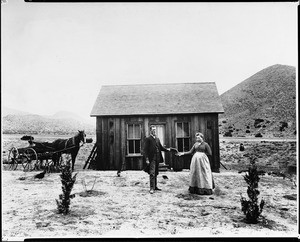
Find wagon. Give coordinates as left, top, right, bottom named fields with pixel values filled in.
left=8, top=136, right=67, bottom=172
left=7, top=132, right=91, bottom=172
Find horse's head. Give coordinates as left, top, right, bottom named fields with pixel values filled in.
left=78, top=130, right=86, bottom=144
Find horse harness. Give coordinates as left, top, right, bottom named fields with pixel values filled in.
left=64, top=136, right=76, bottom=150
left=63, top=135, right=84, bottom=151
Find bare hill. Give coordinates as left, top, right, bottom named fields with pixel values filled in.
left=219, top=64, right=296, bottom=138
left=2, top=114, right=95, bottom=135
left=2, top=107, right=31, bottom=116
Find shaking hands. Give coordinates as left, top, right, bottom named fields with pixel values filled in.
left=176, top=152, right=184, bottom=157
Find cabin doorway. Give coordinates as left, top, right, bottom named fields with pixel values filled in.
left=152, top=124, right=166, bottom=161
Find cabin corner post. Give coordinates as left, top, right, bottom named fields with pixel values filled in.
left=213, top=114, right=221, bottom=173
left=102, top=118, right=110, bottom=169
left=204, top=114, right=220, bottom=173
left=95, top=117, right=103, bottom=170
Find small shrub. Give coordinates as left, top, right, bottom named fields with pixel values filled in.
left=56, top=161, right=78, bottom=215
left=246, top=130, right=251, bottom=133
left=254, top=119, right=264, bottom=128
left=255, top=133, right=263, bottom=137
left=240, top=155, right=265, bottom=223
left=279, top=121, right=288, bottom=132
left=254, top=118, right=264, bottom=124
left=223, top=131, right=232, bottom=137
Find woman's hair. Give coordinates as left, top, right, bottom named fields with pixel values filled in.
left=195, top=132, right=204, bottom=139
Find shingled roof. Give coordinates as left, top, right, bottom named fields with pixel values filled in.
left=90, top=82, right=224, bottom=116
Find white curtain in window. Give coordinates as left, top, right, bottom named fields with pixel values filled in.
left=155, top=125, right=165, bottom=160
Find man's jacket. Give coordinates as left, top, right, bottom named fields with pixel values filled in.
left=143, top=135, right=168, bottom=163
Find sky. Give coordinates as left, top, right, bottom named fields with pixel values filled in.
left=1, top=1, right=298, bottom=121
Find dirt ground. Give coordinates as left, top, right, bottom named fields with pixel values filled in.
left=1, top=136, right=298, bottom=240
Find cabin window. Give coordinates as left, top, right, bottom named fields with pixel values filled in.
left=176, top=122, right=190, bottom=152
left=127, top=123, right=141, bottom=154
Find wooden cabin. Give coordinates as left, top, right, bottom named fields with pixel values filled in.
left=90, top=82, right=224, bottom=172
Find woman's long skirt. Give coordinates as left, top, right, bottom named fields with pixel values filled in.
left=189, top=152, right=213, bottom=195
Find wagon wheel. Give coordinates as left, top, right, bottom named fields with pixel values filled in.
left=22, top=148, right=38, bottom=172
left=8, top=147, right=19, bottom=170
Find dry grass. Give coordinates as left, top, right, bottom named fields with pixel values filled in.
left=1, top=135, right=298, bottom=239
left=2, top=168, right=297, bottom=239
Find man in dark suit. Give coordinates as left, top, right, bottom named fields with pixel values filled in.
left=143, top=125, right=170, bottom=194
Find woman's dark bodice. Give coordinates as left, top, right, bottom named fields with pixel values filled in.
left=192, top=142, right=212, bottom=156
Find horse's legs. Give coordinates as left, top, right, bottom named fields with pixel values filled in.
left=52, top=154, right=56, bottom=168
left=52, top=153, right=61, bottom=171
left=71, top=149, right=79, bottom=171
left=71, top=153, right=76, bottom=171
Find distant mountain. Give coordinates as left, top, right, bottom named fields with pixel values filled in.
left=51, top=111, right=86, bottom=120
left=2, top=106, right=31, bottom=116
left=219, top=64, right=296, bottom=138
left=2, top=110, right=95, bottom=135
left=46, top=110, right=95, bottom=125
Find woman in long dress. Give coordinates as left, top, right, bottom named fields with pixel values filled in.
left=178, top=132, right=214, bottom=195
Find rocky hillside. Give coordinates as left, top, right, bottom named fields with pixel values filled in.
left=219, top=64, right=296, bottom=138
left=2, top=114, right=95, bottom=135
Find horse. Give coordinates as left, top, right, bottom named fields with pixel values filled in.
left=51, top=130, right=86, bottom=171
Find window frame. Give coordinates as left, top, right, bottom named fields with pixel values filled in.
left=175, top=121, right=191, bottom=152
left=126, top=123, right=142, bottom=156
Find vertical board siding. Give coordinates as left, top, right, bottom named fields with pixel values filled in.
left=101, top=118, right=105, bottom=169
left=144, top=117, right=149, bottom=138
left=214, top=114, right=220, bottom=171
left=120, top=118, right=126, bottom=171
left=169, top=116, right=175, bottom=168
left=193, top=116, right=199, bottom=137
left=108, top=118, right=114, bottom=169
left=103, top=118, right=109, bottom=170
left=96, top=117, right=103, bottom=170
left=205, top=115, right=214, bottom=171
left=114, top=118, right=120, bottom=170
left=165, top=116, right=172, bottom=167
left=95, top=114, right=220, bottom=172
left=199, top=115, right=206, bottom=137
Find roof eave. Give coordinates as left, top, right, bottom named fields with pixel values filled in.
left=90, top=111, right=224, bottom=117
